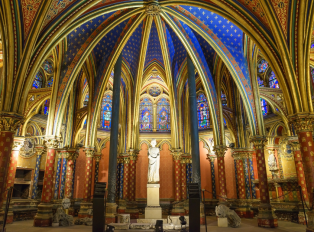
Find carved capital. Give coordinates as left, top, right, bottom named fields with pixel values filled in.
left=84, top=146, right=95, bottom=158
left=249, top=136, right=267, bottom=150
left=146, top=1, right=160, bottom=16
left=124, top=157, right=130, bottom=164
left=61, top=148, right=78, bottom=160
left=207, top=155, right=216, bottom=162
left=94, top=152, right=102, bottom=162
left=213, top=145, right=227, bottom=158
left=288, top=113, right=314, bottom=133
left=44, top=136, right=60, bottom=149
left=128, top=148, right=139, bottom=161
left=0, top=113, right=23, bottom=132
left=35, top=145, right=46, bottom=156
left=171, top=149, right=182, bottom=161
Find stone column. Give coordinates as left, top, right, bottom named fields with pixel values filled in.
left=171, top=150, right=184, bottom=215
left=53, top=151, right=62, bottom=199
left=117, top=155, right=126, bottom=214
left=250, top=136, right=277, bottom=228
left=187, top=54, right=201, bottom=187
left=94, top=153, right=101, bottom=184
left=247, top=152, right=257, bottom=199
left=180, top=155, right=188, bottom=200
left=63, top=149, right=78, bottom=198
left=34, top=136, right=60, bottom=227
left=59, top=154, right=67, bottom=199
left=0, top=115, right=22, bottom=227
left=214, top=146, right=227, bottom=203
left=126, top=150, right=139, bottom=219
left=207, top=155, right=217, bottom=199
left=32, top=145, right=46, bottom=199
left=78, top=147, right=94, bottom=218
left=4, top=137, right=24, bottom=224
left=122, top=156, right=130, bottom=201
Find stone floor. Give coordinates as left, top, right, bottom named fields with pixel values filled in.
left=5, top=217, right=306, bottom=232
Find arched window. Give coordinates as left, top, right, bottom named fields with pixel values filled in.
left=32, top=71, right=43, bottom=89
left=197, top=93, right=210, bottom=129
left=140, top=98, right=153, bottom=132
left=43, top=60, right=53, bottom=74
left=258, top=60, right=268, bottom=73
left=261, top=98, right=268, bottom=116
left=83, top=93, right=89, bottom=107
left=257, top=76, right=264, bottom=87
left=157, top=98, right=170, bottom=132
left=101, top=94, right=112, bottom=129
left=221, top=91, right=227, bottom=106
left=44, top=100, right=50, bottom=115
left=47, top=77, right=53, bottom=87
left=268, top=71, right=279, bottom=88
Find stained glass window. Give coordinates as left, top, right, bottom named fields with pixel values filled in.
left=258, top=60, right=268, bottom=73
left=197, top=93, right=210, bottom=129
left=221, top=91, right=227, bottom=106
left=44, top=100, right=50, bottom=116
left=32, top=71, right=43, bottom=89
left=149, top=86, right=161, bottom=97
left=269, top=71, right=279, bottom=88
left=257, top=76, right=264, bottom=87
left=223, top=118, right=227, bottom=126
left=311, top=67, right=314, bottom=82
left=101, top=94, right=112, bottom=129
left=261, top=98, right=268, bottom=116
left=43, top=60, right=53, bottom=74
left=47, top=77, right=53, bottom=87
left=84, top=93, right=89, bottom=106
left=311, top=43, right=314, bottom=49
left=140, top=98, right=153, bottom=132
left=157, top=98, right=170, bottom=132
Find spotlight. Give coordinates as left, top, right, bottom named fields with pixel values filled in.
left=106, top=225, right=115, bottom=232
left=155, top=220, right=163, bottom=232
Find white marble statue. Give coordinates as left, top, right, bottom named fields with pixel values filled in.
left=268, top=151, right=278, bottom=171
left=148, top=139, right=160, bottom=183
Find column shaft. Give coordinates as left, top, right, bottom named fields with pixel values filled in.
left=59, top=157, right=67, bottom=199
left=243, top=158, right=251, bottom=198
left=187, top=54, right=201, bottom=186
left=119, top=162, right=124, bottom=199
left=83, top=150, right=94, bottom=201
left=174, top=157, right=181, bottom=201
left=42, top=148, right=57, bottom=202
left=32, top=147, right=44, bottom=199
left=53, top=155, right=62, bottom=199
left=63, top=150, right=77, bottom=199
left=235, top=158, right=246, bottom=199
left=181, top=159, right=187, bottom=200
left=129, top=158, right=136, bottom=202
left=209, top=157, right=217, bottom=199
left=215, top=147, right=227, bottom=202
left=107, top=54, right=122, bottom=203
left=123, top=158, right=130, bottom=200
left=248, top=156, right=257, bottom=199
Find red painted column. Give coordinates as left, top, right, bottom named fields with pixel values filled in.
left=5, top=137, right=24, bottom=224
left=34, top=137, right=59, bottom=227
left=171, top=151, right=184, bottom=216
left=181, top=157, right=187, bottom=200
left=63, top=149, right=78, bottom=198
left=288, top=137, right=309, bottom=203
left=233, top=153, right=246, bottom=200
left=250, top=136, right=277, bottom=228
left=126, top=150, right=139, bottom=219
left=214, top=146, right=227, bottom=202
left=122, top=157, right=130, bottom=200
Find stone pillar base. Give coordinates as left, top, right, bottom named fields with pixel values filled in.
left=171, top=202, right=185, bottom=216
left=33, top=203, right=53, bottom=227
left=200, top=202, right=205, bottom=225
left=126, top=202, right=139, bottom=219
left=117, top=199, right=126, bottom=214
left=257, top=205, right=278, bottom=228
left=105, top=203, right=117, bottom=224
left=78, top=202, right=93, bottom=218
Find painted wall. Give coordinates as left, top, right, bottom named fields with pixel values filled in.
left=98, top=141, right=110, bottom=183
left=199, top=141, right=212, bottom=199
left=224, top=148, right=237, bottom=199
left=73, top=148, right=86, bottom=199
left=136, top=143, right=148, bottom=199
left=17, top=152, right=47, bottom=170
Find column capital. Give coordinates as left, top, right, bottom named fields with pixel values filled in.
left=0, top=112, right=23, bottom=132
left=84, top=147, right=95, bottom=158
left=128, top=148, right=139, bottom=161
left=94, top=152, right=102, bottom=162
left=171, top=148, right=182, bottom=161
left=213, top=145, right=227, bottom=158
left=34, top=145, right=46, bottom=156
left=61, top=148, right=78, bottom=160
left=12, top=136, right=25, bottom=151
left=249, top=136, right=267, bottom=150
left=44, top=136, right=61, bottom=149
left=207, top=155, right=217, bottom=162
left=288, top=113, right=314, bottom=133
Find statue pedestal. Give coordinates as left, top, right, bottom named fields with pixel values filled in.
left=145, top=184, right=162, bottom=219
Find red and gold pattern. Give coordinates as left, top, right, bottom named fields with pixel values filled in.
left=21, top=0, right=42, bottom=39
left=181, top=158, right=187, bottom=200
left=123, top=157, right=130, bottom=200
left=233, top=155, right=246, bottom=199
left=270, top=0, right=289, bottom=38
left=172, top=151, right=181, bottom=202
left=83, top=148, right=94, bottom=201
left=214, top=146, right=227, bottom=201
left=129, top=157, right=136, bottom=202
left=64, top=149, right=78, bottom=198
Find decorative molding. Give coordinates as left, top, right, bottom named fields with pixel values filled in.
left=44, top=136, right=60, bottom=149
left=213, top=145, right=227, bottom=158
left=0, top=114, right=23, bottom=132
left=288, top=113, right=314, bottom=133
left=249, top=136, right=268, bottom=150
left=146, top=1, right=160, bottom=16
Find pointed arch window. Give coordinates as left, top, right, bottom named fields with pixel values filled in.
left=140, top=98, right=153, bottom=132
left=221, top=91, right=227, bottom=106
left=101, top=94, right=112, bottom=129
left=32, top=71, right=44, bottom=89
left=261, top=98, right=268, bottom=116
left=83, top=93, right=89, bottom=107
left=47, top=77, right=53, bottom=87
left=43, top=60, right=53, bottom=74
left=257, top=76, right=264, bottom=87
left=44, top=100, right=50, bottom=116
left=157, top=98, right=170, bottom=132
left=269, top=71, right=279, bottom=88
left=197, top=93, right=210, bottom=129
left=258, top=60, right=268, bottom=73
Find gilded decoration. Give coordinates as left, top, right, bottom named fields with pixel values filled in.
left=249, top=136, right=267, bottom=150
left=62, top=148, right=78, bottom=161
left=19, top=138, right=36, bottom=158
left=279, top=138, right=294, bottom=161
left=146, top=1, right=161, bottom=16
left=12, top=137, right=25, bottom=151
left=213, top=146, right=227, bottom=158
left=44, top=136, right=60, bottom=149
left=85, top=147, right=95, bottom=158
left=0, top=114, right=23, bottom=132
left=34, top=145, right=46, bottom=156
left=288, top=114, right=314, bottom=133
